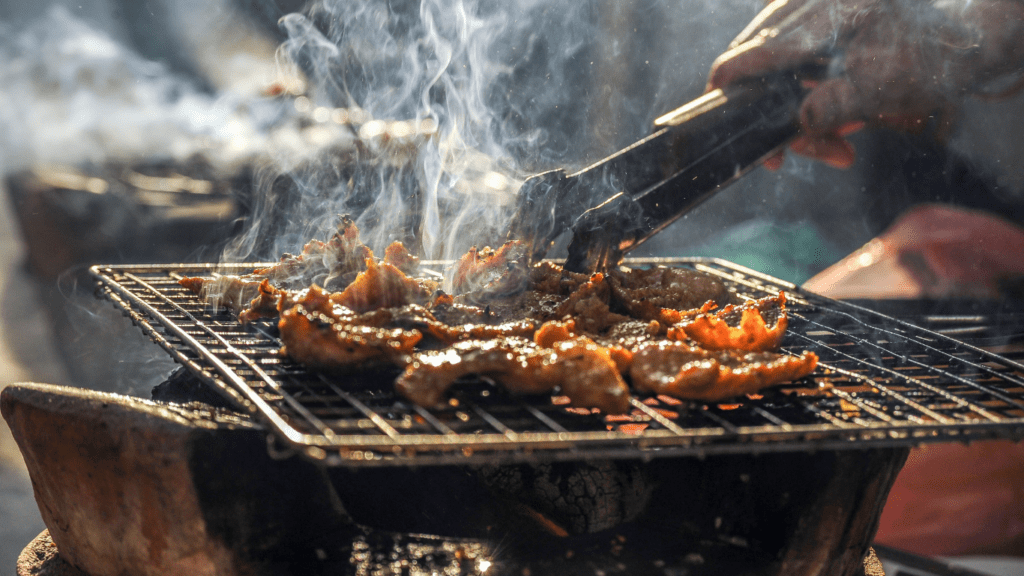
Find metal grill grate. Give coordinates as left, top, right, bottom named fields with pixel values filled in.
left=91, top=258, right=1024, bottom=466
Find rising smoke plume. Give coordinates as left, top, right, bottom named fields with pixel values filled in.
left=227, top=0, right=768, bottom=263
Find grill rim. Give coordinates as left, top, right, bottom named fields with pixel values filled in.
left=91, top=258, right=1024, bottom=467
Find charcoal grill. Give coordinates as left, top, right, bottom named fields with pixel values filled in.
left=90, top=258, right=1024, bottom=467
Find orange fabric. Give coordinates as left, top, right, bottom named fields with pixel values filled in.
left=806, top=204, right=1024, bottom=556
left=804, top=204, right=1024, bottom=299
left=875, top=441, right=1024, bottom=556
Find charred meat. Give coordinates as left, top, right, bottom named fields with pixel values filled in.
left=180, top=221, right=817, bottom=414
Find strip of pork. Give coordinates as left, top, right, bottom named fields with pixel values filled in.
left=395, top=337, right=631, bottom=414
left=630, top=340, right=818, bottom=402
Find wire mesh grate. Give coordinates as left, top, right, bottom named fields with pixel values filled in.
left=91, top=258, right=1024, bottom=466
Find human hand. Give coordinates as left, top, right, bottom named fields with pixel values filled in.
left=707, top=0, right=1024, bottom=169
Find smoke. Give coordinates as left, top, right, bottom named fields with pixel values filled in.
left=0, top=0, right=777, bottom=267
left=0, top=5, right=324, bottom=177
left=229, top=0, right=758, bottom=263
left=7, top=0, right=862, bottom=272
left=222, top=0, right=805, bottom=266
left=224, top=0, right=566, bottom=261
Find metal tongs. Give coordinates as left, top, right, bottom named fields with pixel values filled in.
left=505, top=67, right=821, bottom=274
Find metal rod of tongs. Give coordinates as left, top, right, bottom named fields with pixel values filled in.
left=505, top=65, right=824, bottom=274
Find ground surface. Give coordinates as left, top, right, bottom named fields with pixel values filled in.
left=0, top=187, right=69, bottom=576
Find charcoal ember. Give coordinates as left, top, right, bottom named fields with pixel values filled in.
left=324, top=459, right=656, bottom=541
left=1, top=383, right=357, bottom=576
left=151, top=367, right=235, bottom=409
left=476, top=461, right=654, bottom=535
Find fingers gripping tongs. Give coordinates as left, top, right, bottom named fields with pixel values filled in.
left=505, top=69, right=817, bottom=274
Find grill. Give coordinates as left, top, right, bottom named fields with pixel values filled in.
left=90, top=258, right=1024, bottom=467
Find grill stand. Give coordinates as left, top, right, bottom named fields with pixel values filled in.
left=325, top=446, right=909, bottom=574
left=89, top=261, right=1024, bottom=466
left=4, top=382, right=907, bottom=576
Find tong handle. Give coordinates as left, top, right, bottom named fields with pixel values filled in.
left=563, top=69, right=812, bottom=273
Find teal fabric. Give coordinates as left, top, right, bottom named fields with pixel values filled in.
left=679, top=219, right=845, bottom=286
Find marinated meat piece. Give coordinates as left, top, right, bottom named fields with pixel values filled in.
left=277, top=286, right=534, bottom=352
left=716, top=291, right=785, bottom=327
left=284, top=287, right=432, bottom=330
left=595, top=318, right=664, bottom=351
left=383, top=241, right=420, bottom=275
left=253, top=250, right=350, bottom=291
left=212, top=254, right=437, bottom=325
left=551, top=338, right=632, bottom=413
left=180, top=217, right=379, bottom=313
left=396, top=337, right=631, bottom=414
left=277, top=286, right=422, bottom=369
left=436, top=321, right=536, bottom=344
left=535, top=320, right=633, bottom=374
left=333, top=258, right=436, bottom=313
left=341, top=305, right=438, bottom=332
left=252, top=216, right=374, bottom=290
left=279, top=303, right=422, bottom=373
left=534, top=319, right=577, bottom=348
left=396, top=338, right=551, bottom=407
left=450, top=241, right=529, bottom=296
left=607, top=266, right=733, bottom=321
left=283, top=284, right=333, bottom=316
left=529, top=261, right=590, bottom=295
left=668, top=293, right=789, bottom=352
left=178, top=276, right=205, bottom=295
left=238, top=279, right=285, bottom=324
left=657, top=301, right=717, bottom=327
left=179, top=275, right=262, bottom=312
left=555, top=272, right=629, bottom=334
left=381, top=306, right=536, bottom=345
left=630, top=341, right=818, bottom=402
left=607, top=346, right=634, bottom=375
left=463, top=289, right=567, bottom=324
left=428, top=293, right=489, bottom=325
left=429, top=294, right=538, bottom=340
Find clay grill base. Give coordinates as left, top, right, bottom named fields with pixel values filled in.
left=3, top=383, right=906, bottom=576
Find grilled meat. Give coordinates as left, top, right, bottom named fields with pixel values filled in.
left=178, top=274, right=263, bottom=312
left=395, top=336, right=631, bottom=414
left=331, top=257, right=436, bottom=313
left=279, top=303, right=422, bottom=373
left=630, top=340, right=818, bottom=402
left=237, top=279, right=284, bottom=324
left=252, top=216, right=373, bottom=291
left=607, top=266, right=735, bottom=320
left=667, top=293, right=789, bottom=352
left=179, top=227, right=818, bottom=415
left=181, top=218, right=425, bottom=321
left=450, top=240, right=531, bottom=300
